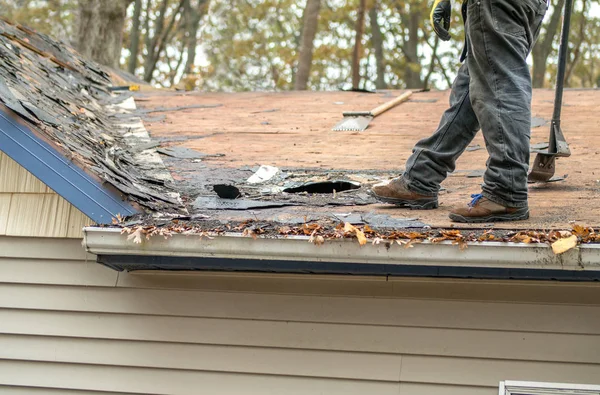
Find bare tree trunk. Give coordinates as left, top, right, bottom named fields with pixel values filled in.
left=143, top=0, right=185, bottom=82
left=128, top=0, right=143, bottom=74
left=182, top=0, right=210, bottom=75
left=294, top=0, right=321, bottom=90
left=395, top=1, right=422, bottom=88
left=532, top=0, right=566, bottom=88
left=403, top=8, right=422, bottom=88
left=352, top=0, right=367, bottom=90
left=143, top=0, right=153, bottom=59
left=369, top=3, right=386, bottom=89
left=565, top=0, right=587, bottom=86
left=76, top=0, right=133, bottom=68
left=423, top=36, right=439, bottom=90
left=143, top=0, right=169, bottom=81
left=169, top=39, right=186, bottom=85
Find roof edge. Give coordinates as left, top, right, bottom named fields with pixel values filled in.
left=0, top=107, right=137, bottom=224
left=83, top=227, right=600, bottom=278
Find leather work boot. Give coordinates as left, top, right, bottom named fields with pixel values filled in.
left=449, top=194, right=529, bottom=223
left=370, top=178, right=438, bottom=210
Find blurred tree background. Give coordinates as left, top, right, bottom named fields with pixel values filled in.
left=1, top=0, right=599, bottom=91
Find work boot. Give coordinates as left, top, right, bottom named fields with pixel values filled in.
left=370, top=178, right=438, bottom=210
left=449, top=194, right=529, bottom=223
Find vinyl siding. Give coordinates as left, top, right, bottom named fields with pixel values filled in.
left=2, top=236, right=600, bottom=394
left=0, top=151, right=92, bottom=238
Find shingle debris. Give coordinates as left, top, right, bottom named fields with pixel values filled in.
left=0, top=20, right=183, bottom=213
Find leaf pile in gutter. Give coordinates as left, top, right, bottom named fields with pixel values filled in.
left=117, top=220, right=600, bottom=253
left=0, top=20, right=182, bottom=213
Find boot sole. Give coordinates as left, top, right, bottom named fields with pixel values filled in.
left=449, top=208, right=530, bottom=223
left=372, top=194, right=439, bottom=210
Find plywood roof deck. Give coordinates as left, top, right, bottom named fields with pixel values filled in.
left=138, top=89, right=600, bottom=230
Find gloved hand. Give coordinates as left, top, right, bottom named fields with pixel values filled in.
left=430, top=0, right=452, bottom=41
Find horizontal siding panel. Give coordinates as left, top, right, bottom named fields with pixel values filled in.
left=0, top=334, right=401, bottom=381
left=6, top=194, right=71, bottom=237
left=1, top=309, right=600, bottom=364
left=0, top=237, right=94, bottom=260
left=399, top=383, right=496, bottom=395
left=0, top=360, right=399, bottom=395
left=0, top=194, right=10, bottom=235
left=0, top=152, right=50, bottom=193
left=2, top=283, right=600, bottom=335
left=0, top=386, right=140, bottom=395
left=118, top=271, right=600, bottom=304
left=0, top=258, right=117, bottom=287
left=389, top=276, right=600, bottom=305
left=119, top=271, right=395, bottom=298
left=400, top=355, right=600, bottom=387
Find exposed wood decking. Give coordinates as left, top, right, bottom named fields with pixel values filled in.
left=138, top=89, right=600, bottom=229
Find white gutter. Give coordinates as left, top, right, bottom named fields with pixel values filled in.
left=83, top=227, right=600, bottom=271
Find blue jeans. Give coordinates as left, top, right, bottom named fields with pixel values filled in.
left=403, top=0, right=548, bottom=208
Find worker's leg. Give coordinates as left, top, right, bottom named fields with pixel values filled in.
left=402, top=62, right=481, bottom=196
left=467, top=0, right=547, bottom=208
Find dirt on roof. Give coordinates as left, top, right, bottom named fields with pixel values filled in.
left=135, top=88, right=600, bottom=230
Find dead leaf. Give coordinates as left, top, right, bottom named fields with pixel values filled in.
left=343, top=222, right=356, bottom=233
left=343, top=222, right=367, bottom=246
left=404, top=239, right=421, bottom=249
left=309, top=234, right=325, bottom=246
left=126, top=227, right=143, bottom=244
left=355, top=228, right=367, bottom=246
left=242, top=228, right=258, bottom=240
left=551, top=235, right=578, bottom=255
left=278, top=226, right=292, bottom=235
left=572, top=224, right=590, bottom=238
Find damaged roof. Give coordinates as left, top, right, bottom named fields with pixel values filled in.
left=134, top=88, right=600, bottom=232
left=0, top=19, right=183, bottom=223
left=1, top=18, right=600, bottom=247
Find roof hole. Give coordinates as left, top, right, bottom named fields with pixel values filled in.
left=283, top=181, right=360, bottom=194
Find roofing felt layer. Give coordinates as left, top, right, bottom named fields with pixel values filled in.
left=0, top=19, right=181, bottom=218
left=134, top=88, right=600, bottom=230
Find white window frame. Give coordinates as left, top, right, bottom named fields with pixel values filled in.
left=500, top=381, right=600, bottom=395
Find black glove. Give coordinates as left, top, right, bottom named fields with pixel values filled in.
left=430, top=0, right=452, bottom=41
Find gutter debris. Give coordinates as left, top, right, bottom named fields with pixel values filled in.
left=332, top=212, right=426, bottom=228
left=552, top=234, right=578, bottom=254
left=115, top=219, right=600, bottom=255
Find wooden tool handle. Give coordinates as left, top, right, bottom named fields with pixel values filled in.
left=370, top=91, right=413, bottom=117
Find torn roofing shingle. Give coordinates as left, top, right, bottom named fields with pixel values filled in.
left=0, top=20, right=183, bottom=216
